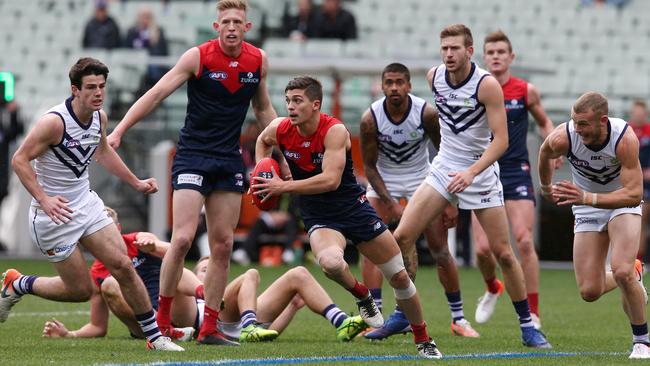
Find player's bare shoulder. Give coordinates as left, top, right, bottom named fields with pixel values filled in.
left=544, top=122, right=570, bottom=156
left=615, top=124, right=641, bottom=161
left=360, top=109, right=376, bottom=135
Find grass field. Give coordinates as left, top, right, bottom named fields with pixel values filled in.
left=0, top=259, right=642, bottom=365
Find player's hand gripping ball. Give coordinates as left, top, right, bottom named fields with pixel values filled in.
left=250, top=157, right=281, bottom=210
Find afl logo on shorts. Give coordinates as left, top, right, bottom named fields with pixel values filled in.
left=209, top=71, right=228, bottom=81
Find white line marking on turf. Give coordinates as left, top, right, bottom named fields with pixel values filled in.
left=9, top=310, right=90, bottom=317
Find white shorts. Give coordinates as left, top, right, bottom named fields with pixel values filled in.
left=424, top=156, right=504, bottom=210
left=572, top=203, right=642, bottom=233
left=28, top=190, right=113, bottom=262
left=366, top=172, right=426, bottom=201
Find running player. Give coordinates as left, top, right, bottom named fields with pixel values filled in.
left=471, top=30, right=557, bottom=328
left=252, top=75, right=442, bottom=358
left=392, top=24, right=551, bottom=348
left=360, top=63, right=478, bottom=339
left=539, top=91, right=649, bottom=359
left=2, top=58, right=182, bottom=351
left=107, top=0, right=278, bottom=345
left=42, top=208, right=198, bottom=341
left=194, top=257, right=368, bottom=342
left=629, top=100, right=650, bottom=260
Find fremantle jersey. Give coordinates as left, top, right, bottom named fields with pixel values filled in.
left=500, top=76, right=529, bottom=167
left=432, top=62, right=491, bottom=165
left=566, top=118, right=628, bottom=193
left=32, top=97, right=101, bottom=208
left=180, top=40, right=262, bottom=158
left=369, top=94, right=430, bottom=179
left=89, top=232, right=162, bottom=287
left=276, top=113, right=365, bottom=217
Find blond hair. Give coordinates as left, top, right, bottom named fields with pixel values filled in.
left=573, top=92, right=608, bottom=117
left=217, top=0, right=248, bottom=12
left=440, top=24, right=473, bottom=47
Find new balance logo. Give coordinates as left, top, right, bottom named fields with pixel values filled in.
left=229, top=61, right=238, bottom=67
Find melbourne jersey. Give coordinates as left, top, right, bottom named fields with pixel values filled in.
left=432, top=62, right=491, bottom=165
left=276, top=113, right=365, bottom=217
left=632, top=123, right=650, bottom=170
left=500, top=76, right=529, bottom=167
left=180, top=40, right=262, bottom=158
left=566, top=118, right=628, bottom=193
left=369, top=94, right=430, bottom=180
left=33, top=97, right=101, bottom=208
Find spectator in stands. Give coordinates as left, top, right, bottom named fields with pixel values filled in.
left=124, top=7, right=170, bottom=92
left=232, top=194, right=301, bottom=265
left=0, top=99, right=22, bottom=207
left=82, top=0, right=121, bottom=50
left=630, top=100, right=650, bottom=260
left=580, top=0, right=629, bottom=9
left=311, top=0, right=357, bottom=41
left=282, top=0, right=317, bottom=41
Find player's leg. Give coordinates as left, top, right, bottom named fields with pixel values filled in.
left=157, top=189, right=204, bottom=334
left=474, top=206, right=550, bottom=348
left=506, top=200, right=541, bottom=322
left=358, top=230, right=441, bottom=358
left=424, top=216, right=479, bottom=337
left=100, top=277, right=143, bottom=337
left=198, top=191, right=241, bottom=344
left=609, top=214, right=650, bottom=357
left=471, top=212, right=503, bottom=324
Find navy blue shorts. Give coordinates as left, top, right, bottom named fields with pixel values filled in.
left=172, top=153, right=245, bottom=195
left=500, top=162, right=536, bottom=203
left=302, top=196, right=388, bottom=245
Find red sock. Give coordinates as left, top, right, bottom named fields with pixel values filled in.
left=199, top=305, right=219, bottom=337
left=156, top=295, right=174, bottom=329
left=410, top=322, right=429, bottom=344
left=485, top=277, right=500, bottom=294
left=348, top=280, right=369, bottom=300
left=195, top=284, right=205, bottom=300
left=528, top=292, right=539, bottom=317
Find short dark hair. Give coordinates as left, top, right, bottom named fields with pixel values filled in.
left=381, top=63, right=410, bottom=82
left=69, top=57, right=109, bottom=89
left=440, top=23, right=473, bottom=48
left=484, top=30, right=512, bottom=53
left=285, top=75, right=323, bottom=102
left=573, top=91, right=608, bottom=117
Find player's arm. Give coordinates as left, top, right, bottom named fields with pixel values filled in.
left=43, top=287, right=109, bottom=338
left=254, top=124, right=348, bottom=196
left=360, top=109, right=392, bottom=205
left=447, top=76, right=508, bottom=193
left=255, top=117, right=283, bottom=162
left=527, top=83, right=554, bottom=140
left=95, top=110, right=158, bottom=195
left=421, top=103, right=441, bottom=150
left=11, top=114, right=73, bottom=224
left=554, top=128, right=643, bottom=208
left=251, top=50, right=278, bottom=128
left=134, top=232, right=170, bottom=258
left=538, top=123, right=569, bottom=201
left=108, top=47, right=199, bottom=148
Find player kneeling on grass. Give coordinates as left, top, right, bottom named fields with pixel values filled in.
left=41, top=208, right=200, bottom=341
left=251, top=76, right=441, bottom=359
left=194, top=256, right=368, bottom=342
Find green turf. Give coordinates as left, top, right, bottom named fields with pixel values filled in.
left=0, top=259, right=642, bottom=365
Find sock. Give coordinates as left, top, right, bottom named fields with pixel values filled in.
left=348, top=280, right=369, bottom=300
left=195, top=284, right=205, bottom=300
left=632, top=323, right=650, bottom=345
left=135, top=309, right=162, bottom=343
left=240, top=310, right=257, bottom=328
left=199, top=305, right=219, bottom=337
left=12, top=275, right=37, bottom=295
left=485, top=277, right=501, bottom=294
left=528, top=292, right=539, bottom=317
left=512, top=299, right=534, bottom=328
left=445, top=291, right=464, bottom=322
left=156, top=295, right=173, bottom=329
left=410, top=322, right=429, bottom=343
left=369, top=288, right=382, bottom=313
left=322, top=304, right=347, bottom=328
left=394, top=305, right=404, bottom=316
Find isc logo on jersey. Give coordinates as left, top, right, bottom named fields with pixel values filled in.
left=239, top=72, right=259, bottom=83
left=209, top=71, right=228, bottom=81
